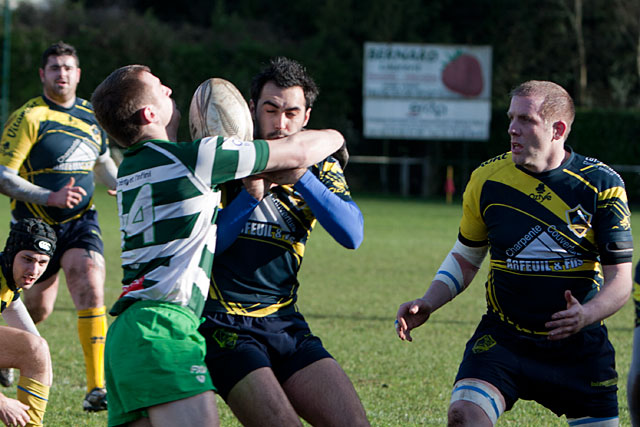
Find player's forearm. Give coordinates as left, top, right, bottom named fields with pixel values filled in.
left=425, top=255, right=480, bottom=311
left=215, top=189, right=261, bottom=253
left=0, top=166, right=50, bottom=205
left=265, top=130, right=344, bottom=171
left=294, top=130, right=344, bottom=167
left=94, top=151, right=118, bottom=190
left=421, top=281, right=456, bottom=314
left=293, top=170, right=363, bottom=249
left=583, top=262, right=632, bottom=324
left=2, top=299, right=40, bottom=336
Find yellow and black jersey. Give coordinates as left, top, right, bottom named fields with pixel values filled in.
left=0, top=95, right=109, bottom=224
left=0, top=256, right=20, bottom=313
left=461, top=148, right=632, bottom=335
left=206, top=157, right=352, bottom=317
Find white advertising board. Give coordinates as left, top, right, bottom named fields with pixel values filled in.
left=363, top=98, right=491, bottom=140
left=363, top=42, right=492, bottom=140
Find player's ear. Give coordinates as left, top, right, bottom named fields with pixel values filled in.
left=302, top=108, right=311, bottom=127
left=39, top=68, right=45, bottom=83
left=552, top=121, right=567, bottom=140
left=249, top=100, right=256, bottom=117
left=140, top=106, right=155, bottom=124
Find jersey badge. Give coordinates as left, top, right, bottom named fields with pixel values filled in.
left=565, top=205, right=592, bottom=238
left=90, top=124, right=103, bottom=144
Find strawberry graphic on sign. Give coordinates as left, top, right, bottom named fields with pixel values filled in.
left=442, top=51, right=484, bottom=97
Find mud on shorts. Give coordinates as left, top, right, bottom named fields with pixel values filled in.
left=199, top=311, right=333, bottom=400
left=105, top=300, right=215, bottom=427
left=33, top=209, right=104, bottom=282
left=455, top=315, right=618, bottom=419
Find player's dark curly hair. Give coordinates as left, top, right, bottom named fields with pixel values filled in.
left=250, top=57, right=319, bottom=109
left=41, top=41, right=79, bottom=68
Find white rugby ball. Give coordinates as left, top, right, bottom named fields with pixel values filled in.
left=189, top=78, right=253, bottom=141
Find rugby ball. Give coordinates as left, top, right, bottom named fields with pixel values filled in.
left=189, top=78, right=253, bottom=141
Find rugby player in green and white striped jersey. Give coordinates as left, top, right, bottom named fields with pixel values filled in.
left=91, top=65, right=345, bottom=427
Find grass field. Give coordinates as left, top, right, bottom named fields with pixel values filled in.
left=1, top=187, right=638, bottom=426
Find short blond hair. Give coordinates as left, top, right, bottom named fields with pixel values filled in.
left=510, top=80, right=575, bottom=130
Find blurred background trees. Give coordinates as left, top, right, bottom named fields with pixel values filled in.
left=3, top=0, right=640, bottom=199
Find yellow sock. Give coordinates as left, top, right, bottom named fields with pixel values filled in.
left=17, top=376, right=49, bottom=427
left=77, top=306, right=107, bottom=391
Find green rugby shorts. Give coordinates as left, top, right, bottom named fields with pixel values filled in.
left=105, top=300, right=214, bottom=426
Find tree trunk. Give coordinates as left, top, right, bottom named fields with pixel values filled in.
left=574, top=0, right=588, bottom=106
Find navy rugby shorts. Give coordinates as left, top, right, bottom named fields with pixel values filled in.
left=455, top=315, right=618, bottom=419
left=35, top=209, right=104, bottom=282
left=199, top=311, right=332, bottom=400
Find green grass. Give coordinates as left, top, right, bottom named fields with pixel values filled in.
left=0, top=187, right=637, bottom=425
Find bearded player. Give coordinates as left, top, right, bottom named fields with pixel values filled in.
left=0, top=41, right=117, bottom=411
left=199, top=57, right=368, bottom=427
left=92, top=64, right=346, bottom=427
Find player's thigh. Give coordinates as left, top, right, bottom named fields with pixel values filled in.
left=227, top=367, right=301, bottom=427
left=60, top=248, right=105, bottom=307
left=200, top=313, right=274, bottom=399
left=283, top=358, right=369, bottom=426
left=283, top=357, right=351, bottom=399
left=0, top=325, right=47, bottom=369
left=147, top=391, right=219, bottom=427
left=533, top=328, right=619, bottom=419
left=127, top=417, right=152, bottom=427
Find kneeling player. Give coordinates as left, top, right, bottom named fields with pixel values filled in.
left=0, top=218, right=56, bottom=427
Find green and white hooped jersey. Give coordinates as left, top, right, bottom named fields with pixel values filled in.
left=111, top=136, right=269, bottom=317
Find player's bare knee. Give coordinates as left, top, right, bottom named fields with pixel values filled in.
left=16, top=334, right=49, bottom=369
left=448, top=401, right=481, bottom=427
left=26, top=334, right=49, bottom=360
left=448, top=403, right=467, bottom=427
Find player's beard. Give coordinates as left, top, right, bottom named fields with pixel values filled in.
left=45, top=81, right=76, bottom=104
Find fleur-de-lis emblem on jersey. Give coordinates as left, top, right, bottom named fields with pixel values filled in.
left=535, top=183, right=546, bottom=194
left=565, top=205, right=592, bottom=238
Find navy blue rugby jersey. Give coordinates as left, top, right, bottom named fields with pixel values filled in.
left=0, top=96, right=109, bottom=224
left=460, top=147, right=632, bottom=335
left=206, top=157, right=352, bottom=317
